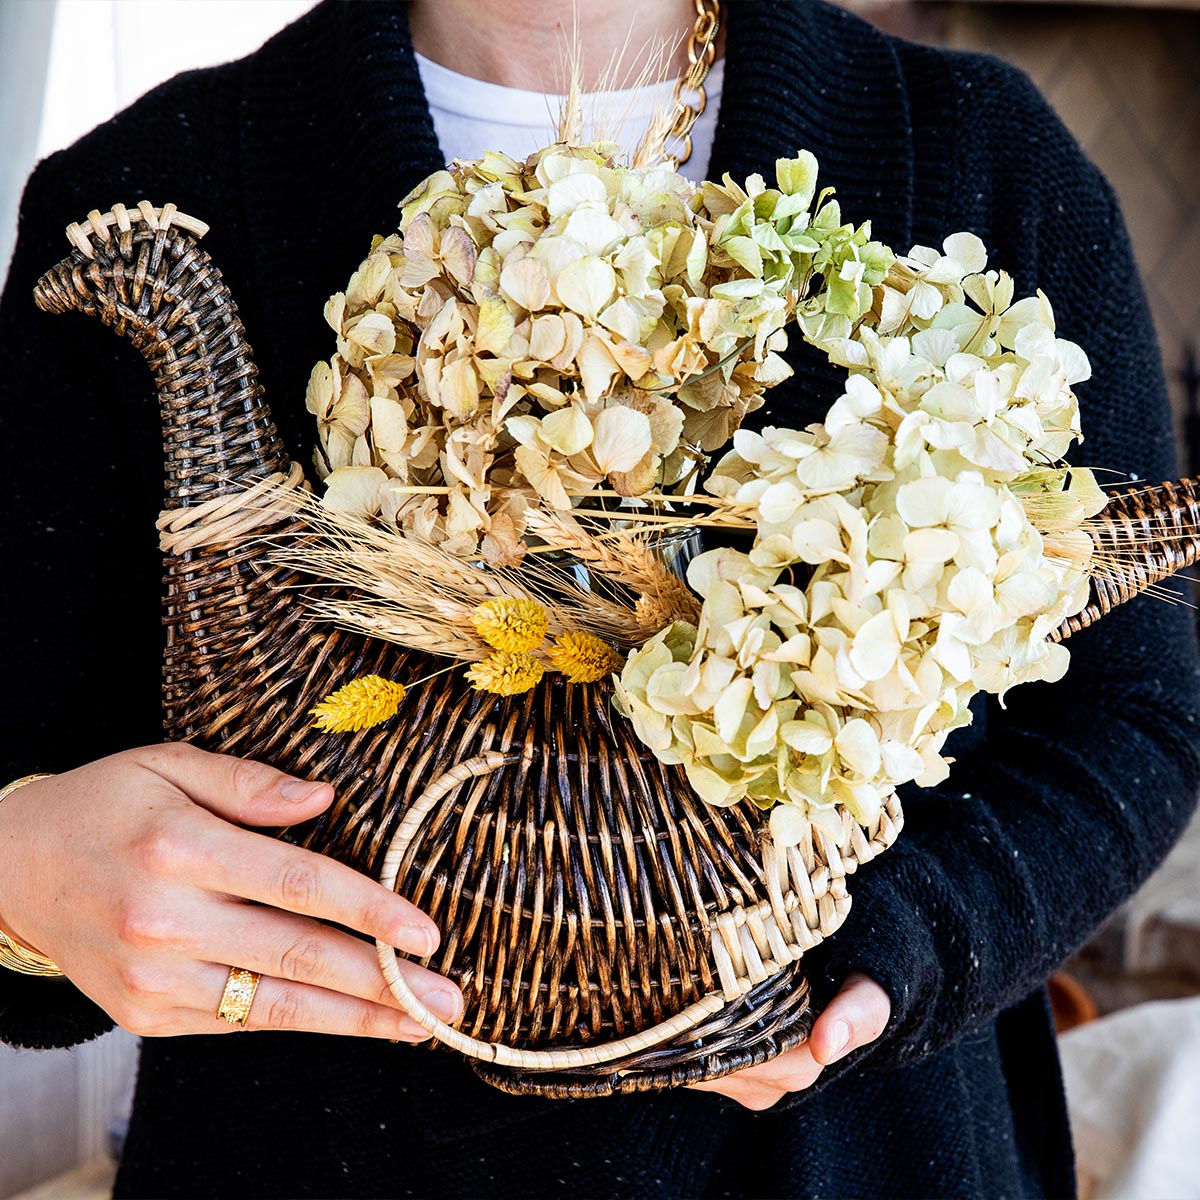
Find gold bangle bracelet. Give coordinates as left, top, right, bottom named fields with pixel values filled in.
left=0, top=931, right=64, bottom=977
left=0, top=773, right=64, bottom=977
left=0, top=773, right=55, bottom=806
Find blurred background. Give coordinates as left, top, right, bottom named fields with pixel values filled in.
left=1, top=1, right=1197, bottom=1197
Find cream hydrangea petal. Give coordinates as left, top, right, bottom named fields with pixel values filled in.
left=769, top=802, right=810, bottom=847
left=439, top=357, right=480, bottom=419
left=322, top=466, right=388, bottom=515
left=646, top=662, right=704, bottom=716
left=840, top=781, right=883, bottom=826
left=513, top=444, right=571, bottom=509
left=555, top=256, right=617, bottom=320
left=713, top=677, right=754, bottom=744
left=540, top=405, right=594, bottom=455
left=499, top=256, right=552, bottom=311
left=592, top=406, right=652, bottom=474
left=904, top=527, right=959, bottom=563
left=563, top=207, right=626, bottom=257
left=334, top=373, right=371, bottom=436
left=324, top=425, right=358, bottom=470
left=529, top=314, right=567, bottom=362
left=781, top=718, right=833, bottom=755
left=576, top=333, right=620, bottom=401
left=942, top=231, right=987, bottom=275
left=881, top=740, right=924, bottom=783
left=683, top=759, right=744, bottom=807
left=849, top=609, right=902, bottom=682
left=475, top=294, right=516, bottom=356
left=947, top=567, right=994, bottom=613
left=835, top=718, right=882, bottom=779
left=440, top=226, right=478, bottom=286
left=896, top=477, right=952, bottom=527
left=369, top=396, right=408, bottom=453
left=758, top=481, right=805, bottom=525
left=546, top=172, right=606, bottom=217
left=530, top=235, right=586, bottom=287
left=1056, top=338, right=1092, bottom=386
left=347, top=312, right=396, bottom=357
left=306, top=361, right=335, bottom=418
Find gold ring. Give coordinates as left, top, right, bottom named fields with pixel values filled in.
left=216, top=966, right=261, bottom=1026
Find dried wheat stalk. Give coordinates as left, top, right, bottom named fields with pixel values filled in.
left=525, top=510, right=702, bottom=627
left=267, top=494, right=700, bottom=660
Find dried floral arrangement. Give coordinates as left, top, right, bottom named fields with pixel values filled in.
left=298, top=141, right=1104, bottom=849
left=307, top=145, right=884, bottom=563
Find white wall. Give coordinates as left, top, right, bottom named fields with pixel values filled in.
left=0, top=0, right=55, bottom=283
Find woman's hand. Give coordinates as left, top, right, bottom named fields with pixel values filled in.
left=0, top=743, right=463, bottom=1040
left=689, top=973, right=890, bottom=1110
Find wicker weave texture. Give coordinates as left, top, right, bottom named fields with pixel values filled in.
left=1053, top=477, right=1200, bottom=640
left=32, top=204, right=1197, bottom=1096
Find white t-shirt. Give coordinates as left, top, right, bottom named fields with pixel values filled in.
left=415, top=52, right=724, bottom=183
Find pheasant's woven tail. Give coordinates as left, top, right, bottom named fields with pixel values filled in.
left=1055, top=477, right=1200, bottom=641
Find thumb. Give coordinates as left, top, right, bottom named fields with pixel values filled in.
left=134, top=742, right=335, bottom=826
left=808, top=972, right=892, bottom=1066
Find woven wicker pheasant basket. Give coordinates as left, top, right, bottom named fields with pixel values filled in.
left=33, top=202, right=1200, bottom=1098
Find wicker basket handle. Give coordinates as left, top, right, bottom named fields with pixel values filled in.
left=375, top=752, right=727, bottom=1071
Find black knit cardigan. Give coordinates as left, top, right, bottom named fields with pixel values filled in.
left=2, top=2, right=1198, bottom=1197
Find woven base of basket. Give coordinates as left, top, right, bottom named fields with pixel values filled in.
left=148, top=489, right=904, bottom=1094
left=473, top=967, right=816, bottom=1097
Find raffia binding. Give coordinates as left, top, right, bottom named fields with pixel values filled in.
left=65, top=201, right=209, bottom=259
left=157, top=463, right=309, bottom=555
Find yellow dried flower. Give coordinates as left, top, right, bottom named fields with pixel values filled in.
left=465, top=652, right=545, bottom=696
left=547, top=632, right=624, bottom=684
left=472, top=598, right=549, bottom=654
left=310, top=675, right=407, bottom=733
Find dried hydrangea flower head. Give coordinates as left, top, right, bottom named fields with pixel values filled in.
left=309, top=146, right=891, bottom=565
left=615, top=232, right=1103, bottom=842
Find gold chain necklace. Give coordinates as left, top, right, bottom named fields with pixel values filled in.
left=667, top=0, right=721, bottom=166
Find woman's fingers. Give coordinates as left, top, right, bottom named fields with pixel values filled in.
left=688, top=1044, right=824, bottom=1107
left=155, top=964, right=444, bottom=1041
left=688, top=1074, right=786, bottom=1111
left=732, top=1044, right=824, bottom=1091
left=187, top=900, right=463, bottom=1018
left=157, top=808, right=441, bottom=957
left=132, top=742, right=336, bottom=828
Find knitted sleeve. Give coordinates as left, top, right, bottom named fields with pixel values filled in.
left=0, top=66, right=240, bottom=1048
left=0, top=157, right=148, bottom=1048
left=801, top=54, right=1200, bottom=1076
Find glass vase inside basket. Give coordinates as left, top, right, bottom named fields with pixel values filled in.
left=547, top=523, right=707, bottom=606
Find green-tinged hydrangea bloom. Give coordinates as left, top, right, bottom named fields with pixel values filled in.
left=620, top=230, right=1100, bottom=843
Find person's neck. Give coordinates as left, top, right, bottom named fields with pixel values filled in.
left=408, top=0, right=721, bottom=93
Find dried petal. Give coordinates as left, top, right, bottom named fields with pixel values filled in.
left=500, top=257, right=551, bottom=311
left=554, top=256, right=616, bottom=320
left=322, top=466, right=387, bottom=515
left=540, top=405, right=594, bottom=455
left=591, top=406, right=652, bottom=474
